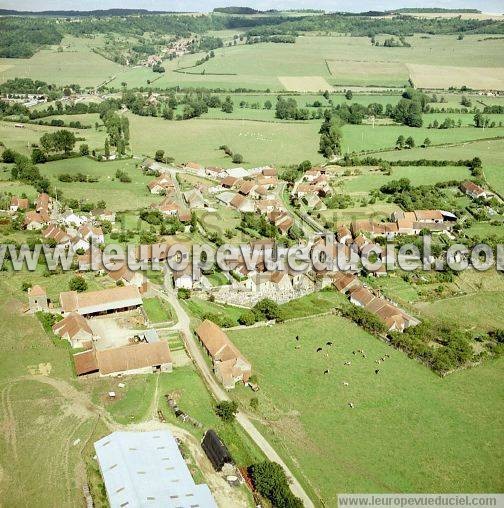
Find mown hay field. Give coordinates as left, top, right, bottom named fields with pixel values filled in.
left=326, top=59, right=409, bottom=87
left=278, top=76, right=333, bottom=92
left=408, top=64, right=504, bottom=91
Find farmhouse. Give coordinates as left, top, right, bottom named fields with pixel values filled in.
left=59, top=286, right=143, bottom=316
left=225, top=167, right=249, bottom=179
left=91, top=208, right=116, bottom=223
left=93, top=430, right=216, bottom=508
left=78, top=225, right=105, bottom=245
left=74, top=341, right=173, bottom=377
left=331, top=272, right=360, bottom=293
left=35, top=193, right=52, bottom=214
left=460, top=181, right=490, bottom=200
left=53, top=312, right=94, bottom=348
left=351, top=220, right=399, bottom=238
left=59, top=209, right=86, bottom=227
left=24, top=210, right=50, bottom=230
left=10, top=196, right=29, bottom=212
left=221, top=176, right=239, bottom=189
left=337, top=225, right=352, bottom=244
left=349, top=286, right=375, bottom=307
left=42, top=224, right=71, bottom=246
left=183, top=188, right=205, bottom=209
left=196, top=320, right=252, bottom=389
left=147, top=175, right=174, bottom=194
left=107, top=262, right=147, bottom=291
left=392, top=210, right=447, bottom=224
left=28, top=285, right=48, bottom=312
left=230, top=193, right=255, bottom=213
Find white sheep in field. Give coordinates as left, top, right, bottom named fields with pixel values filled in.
left=348, top=402, right=354, bottom=408
left=343, top=382, right=349, bottom=386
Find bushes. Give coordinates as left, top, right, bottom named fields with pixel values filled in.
left=248, top=461, right=303, bottom=508
left=215, top=401, right=238, bottom=422
left=69, top=276, right=87, bottom=292
left=389, top=321, right=474, bottom=375
left=340, top=304, right=387, bottom=335
left=202, top=312, right=234, bottom=328
left=253, top=298, right=283, bottom=322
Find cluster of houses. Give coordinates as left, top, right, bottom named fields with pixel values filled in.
left=8, top=193, right=116, bottom=255
left=331, top=272, right=419, bottom=332
left=23, top=193, right=52, bottom=230
left=293, top=166, right=333, bottom=210
left=350, top=209, right=457, bottom=240
left=28, top=283, right=174, bottom=377
left=206, top=165, right=296, bottom=235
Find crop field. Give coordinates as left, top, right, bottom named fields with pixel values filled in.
left=127, top=113, right=323, bottom=167
left=38, top=157, right=160, bottom=211
left=228, top=314, right=504, bottom=505
left=326, top=60, right=409, bottom=87
left=408, top=64, right=504, bottom=91
left=278, top=76, right=333, bottom=92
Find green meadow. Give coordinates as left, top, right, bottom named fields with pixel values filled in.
left=228, top=315, right=504, bottom=506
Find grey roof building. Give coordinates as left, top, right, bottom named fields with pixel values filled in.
left=94, top=430, right=217, bottom=508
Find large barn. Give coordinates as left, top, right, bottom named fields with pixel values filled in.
left=94, top=430, right=216, bottom=507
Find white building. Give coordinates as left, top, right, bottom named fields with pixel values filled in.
left=94, top=430, right=217, bottom=508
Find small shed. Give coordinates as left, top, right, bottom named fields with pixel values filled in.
left=28, top=285, right=48, bottom=312
left=201, top=429, right=233, bottom=471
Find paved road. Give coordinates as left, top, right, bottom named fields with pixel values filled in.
left=151, top=281, right=315, bottom=508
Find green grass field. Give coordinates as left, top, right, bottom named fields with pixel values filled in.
left=127, top=113, right=323, bottom=167
left=376, top=139, right=504, bottom=197
left=37, top=157, right=159, bottom=211
left=340, top=165, right=471, bottom=195
left=183, top=296, right=244, bottom=326
left=0, top=121, right=106, bottom=156
left=0, top=36, right=122, bottom=88
left=143, top=297, right=175, bottom=323
left=341, top=124, right=504, bottom=153
left=228, top=314, right=504, bottom=505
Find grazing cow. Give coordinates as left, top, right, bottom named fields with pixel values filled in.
left=348, top=402, right=354, bottom=408
left=326, top=341, right=333, bottom=346
left=295, top=345, right=301, bottom=350
left=296, top=335, right=300, bottom=341
left=375, top=369, right=380, bottom=374
left=362, top=354, right=367, bottom=359
left=316, top=347, right=322, bottom=352
left=324, top=369, right=329, bottom=374
left=344, top=361, right=351, bottom=366
left=352, top=351, right=356, bottom=355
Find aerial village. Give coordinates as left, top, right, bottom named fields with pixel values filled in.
left=2, top=141, right=501, bottom=508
